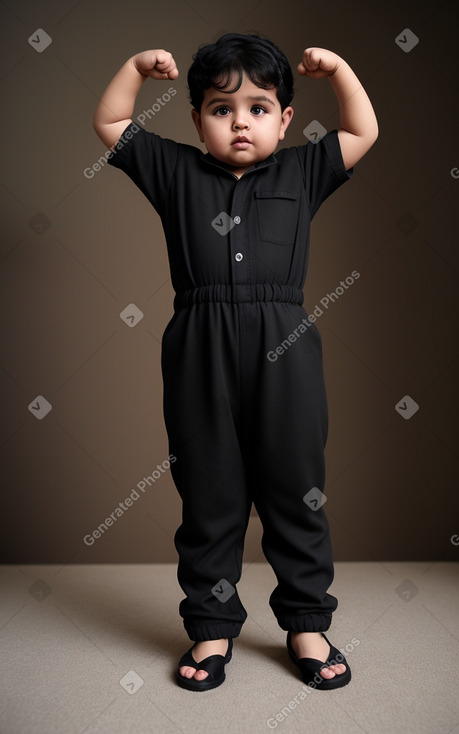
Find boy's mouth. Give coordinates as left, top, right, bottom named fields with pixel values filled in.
left=232, top=136, right=251, bottom=149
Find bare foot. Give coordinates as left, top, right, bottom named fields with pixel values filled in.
left=179, top=638, right=229, bottom=681
left=290, top=631, right=346, bottom=680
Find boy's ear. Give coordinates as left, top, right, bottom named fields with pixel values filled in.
left=191, top=109, right=205, bottom=142
left=278, top=106, right=294, bottom=141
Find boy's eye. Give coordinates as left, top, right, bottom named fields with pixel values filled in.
left=212, top=105, right=267, bottom=116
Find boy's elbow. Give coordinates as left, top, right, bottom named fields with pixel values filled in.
left=92, top=107, right=111, bottom=144
left=92, top=120, right=106, bottom=146
left=362, top=121, right=379, bottom=158
left=370, top=119, right=379, bottom=145
left=368, top=114, right=379, bottom=146
left=92, top=119, right=132, bottom=151
left=93, top=112, right=104, bottom=139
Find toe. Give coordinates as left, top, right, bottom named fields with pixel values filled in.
left=179, top=665, right=209, bottom=680
left=193, top=669, right=209, bottom=680
left=179, top=666, right=196, bottom=679
left=321, top=663, right=346, bottom=678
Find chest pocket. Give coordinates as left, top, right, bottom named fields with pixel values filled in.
left=254, top=190, right=298, bottom=245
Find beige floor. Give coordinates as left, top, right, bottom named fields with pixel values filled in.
left=0, top=562, right=458, bottom=734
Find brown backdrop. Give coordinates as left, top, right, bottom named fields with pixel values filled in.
left=1, top=0, right=458, bottom=564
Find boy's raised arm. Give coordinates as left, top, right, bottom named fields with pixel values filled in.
left=298, top=47, right=378, bottom=170
left=93, top=50, right=179, bottom=150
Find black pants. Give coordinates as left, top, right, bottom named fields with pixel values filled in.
left=161, top=285, right=338, bottom=642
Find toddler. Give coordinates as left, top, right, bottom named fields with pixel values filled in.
left=93, top=32, right=378, bottom=692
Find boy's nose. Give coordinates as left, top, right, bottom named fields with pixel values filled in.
left=233, top=118, right=249, bottom=130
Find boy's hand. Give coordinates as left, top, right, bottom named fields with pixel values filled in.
left=132, top=50, right=179, bottom=80
left=297, top=47, right=341, bottom=79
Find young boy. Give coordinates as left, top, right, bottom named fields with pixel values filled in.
left=94, top=33, right=378, bottom=692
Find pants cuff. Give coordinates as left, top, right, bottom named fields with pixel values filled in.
left=184, top=620, right=244, bottom=641
left=277, top=613, right=332, bottom=633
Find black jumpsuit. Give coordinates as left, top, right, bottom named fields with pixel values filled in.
left=108, top=122, right=353, bottom=642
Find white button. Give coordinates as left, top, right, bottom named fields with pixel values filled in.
left=235, top=253, right=243, bottom=262
left=234, top=216, right=241, bottom=224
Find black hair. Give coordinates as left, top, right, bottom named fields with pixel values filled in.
left=187, top=32, right=294, bottom=112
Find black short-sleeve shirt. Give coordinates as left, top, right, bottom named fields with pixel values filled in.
left=107, top=121, right=352, bottom=295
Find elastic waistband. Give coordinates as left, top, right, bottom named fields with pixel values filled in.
left=174, top=283, right=304, bottom=309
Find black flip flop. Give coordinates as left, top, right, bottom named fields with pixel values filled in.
left=176, top=637, right=233, bottom=691
left=287, top=631, right=352, bottom=690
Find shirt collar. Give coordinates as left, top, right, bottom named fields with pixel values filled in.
left=200, top=151, right=278, bottom=179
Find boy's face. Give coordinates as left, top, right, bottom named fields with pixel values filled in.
left=191, top=72, right=294, bottom=178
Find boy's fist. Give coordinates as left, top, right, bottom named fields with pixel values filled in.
left=132, top=50, right=179, bottom=80
left=297, top=48, right=341, bottom=79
